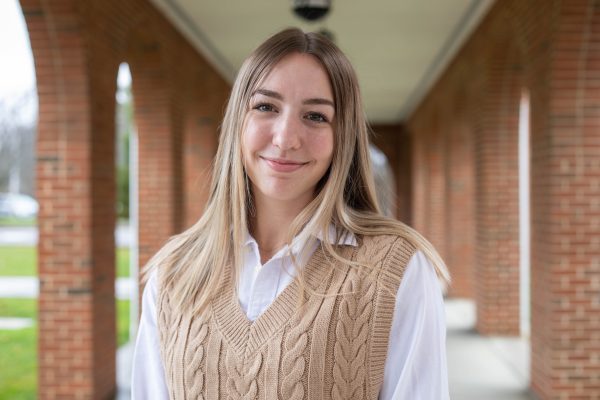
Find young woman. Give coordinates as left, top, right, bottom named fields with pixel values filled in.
left=132, top=28, right=450, bottom=400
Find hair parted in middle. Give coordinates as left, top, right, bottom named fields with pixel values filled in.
left=145, top=27, right=449, bottom=316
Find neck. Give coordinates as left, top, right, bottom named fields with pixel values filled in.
left=250, top=193, right=313, bottom=264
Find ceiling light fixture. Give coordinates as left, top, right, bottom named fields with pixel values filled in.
left=292, top=0, right=331, bottom=22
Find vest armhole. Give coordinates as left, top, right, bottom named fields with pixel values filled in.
left=367, top=236, right=417, bottom=399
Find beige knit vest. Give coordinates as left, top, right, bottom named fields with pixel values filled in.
left=157, top=234, right=416, bottom=400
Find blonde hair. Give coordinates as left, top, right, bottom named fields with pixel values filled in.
left=145, top=28, right=450, bottom=315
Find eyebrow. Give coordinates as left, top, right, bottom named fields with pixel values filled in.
left=252, top=88, right=335, bottom=108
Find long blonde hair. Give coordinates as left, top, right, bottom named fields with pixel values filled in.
left=145, top=28, right=450, bottom=315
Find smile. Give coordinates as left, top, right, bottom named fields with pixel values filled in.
left=261, top=156, right=308, bottom=173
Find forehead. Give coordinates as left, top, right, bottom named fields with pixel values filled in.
left=256, top=53, right=334, bottom=100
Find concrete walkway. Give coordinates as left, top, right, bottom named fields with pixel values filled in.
left=0, top=225, right=131, bottom=247
left=446, top=299, right=534, bottom=400
left=0, top=276, right=134, bottom=299
left=0, top=277, right=134, bottom=330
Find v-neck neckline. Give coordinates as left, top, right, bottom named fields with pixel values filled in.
left=211, top=244, right=338, bottom=356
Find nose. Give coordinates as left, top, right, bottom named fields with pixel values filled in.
left=271, top=112, right=301, bottom=150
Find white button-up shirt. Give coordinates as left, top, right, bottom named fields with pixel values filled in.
left=132, top=231, right=449, bottom=399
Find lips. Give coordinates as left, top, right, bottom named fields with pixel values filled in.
left=261, top=156, right=308, bottom=173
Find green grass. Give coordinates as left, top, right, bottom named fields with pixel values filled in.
left=0, top=216, right=36, bottom=227
left=0, top=326, right=37, bottom=399
left=0, top=244, right=132, bottom=397
left=0, top=246, right=37, bottom=276
left=0, top=298, right=36, bottom=319
left=0, top=298, right=130, bottom=399
left=117, top=299, right=131, bottom=346
left=0, top=246, right=131, bottom=277
left=116, top=247, right=131, bottom=278
left=0, top=298, right=38, bottom=399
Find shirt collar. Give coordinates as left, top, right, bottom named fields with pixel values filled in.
left=243, top=223, right=357, bottom=252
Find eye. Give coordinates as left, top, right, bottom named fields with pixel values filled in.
left=253, top=103, right=276, bottom=112
left=305, top=112, right=329, bottom=123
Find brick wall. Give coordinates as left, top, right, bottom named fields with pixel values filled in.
left=371, top=124, right=412, bottom=224
left=410, top=106, right=450, bottom=264
left=407, top=0, right=600, bottom=398
left=19, top=0, right=230, bottom=398
left=408, top=85, right=477, bottom=299
left=530, top=1, right=600, bottom=398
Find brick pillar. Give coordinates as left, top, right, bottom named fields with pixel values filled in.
left=370, top=124, right=412, bottom=223
left=128, top=27, right=183, bottom=268
left=412, top=125, right=429, bottom=235
left=427, top=121, right=448, bottom=261
left=530, top=1, right=600, bottom=398
left=410, top=117, right=446, bottom=261
left=474, top=46, right=521, bottom=335
left=22, top=0, right=117, bottom=398
left=446, top=116, right=476, bottom=298
left=182, top=75, right=226, bottom=229
left=21, top=0, right=232, bottom=397
left=183, top=107, right=216, bottom=228
left=410, top=114, right=448, bottom=261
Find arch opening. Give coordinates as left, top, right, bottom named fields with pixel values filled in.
left=115, top=61, right=139, bottom=394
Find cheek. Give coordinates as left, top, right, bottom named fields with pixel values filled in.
left=309, top=131, right=335, bottom=161
left=242, top=119, right=270, bottom=156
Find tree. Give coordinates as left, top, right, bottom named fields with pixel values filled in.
left=0, top=91, right=37, bottom=196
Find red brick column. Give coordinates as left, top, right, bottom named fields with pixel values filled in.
left=183, top=105, right=216, bottom=228
left=404, top=0, right=599, bottom=395
left=409, top=90, right=477, bottom=299
left=474, top=44, right=522, bottom=335
left=182, top=75, right=227, bottom=229
left=21, top=0, right=231, bottom=397
left=371, top=124, right=412, bottom=223
left=128, top=26, right=182, bottom=268
left=22, top=0, right=118, bottom=398
left=411, top=124, right=430, bottom=236
left=427, top=123, right=448, bottom=261
left=446, top=115, right=476, bottom=299
left=530, top=1, right=600, bottom=398
left=127, top=20, right=231, bottom=266
left=409, top=114, right=448, bottom=262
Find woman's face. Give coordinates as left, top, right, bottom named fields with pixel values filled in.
left=242, top=52, right=335, bottom=210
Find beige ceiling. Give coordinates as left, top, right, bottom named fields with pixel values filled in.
left=150, top=0, right=494, bottom=124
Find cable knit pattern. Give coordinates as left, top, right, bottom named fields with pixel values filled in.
left=184, top=320, right=209, bottom=399
left=226, top=349, right=262, bottom=400
left=157, top=285, right=183, bottom=399
left=281, top=296, right=323, bottom=400
left=156, top=234, right=416, bottom=399
left=331, top=270, right=376, bottom=400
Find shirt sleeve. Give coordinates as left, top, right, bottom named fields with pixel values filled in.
left=379, top=250, right=450, bottom=400
left=131, top=270, right=170, bottom=400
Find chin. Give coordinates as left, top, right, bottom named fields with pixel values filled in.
left=259, top=184, right=315, bottom=205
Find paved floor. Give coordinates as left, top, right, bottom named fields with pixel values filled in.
left=446, top=299, right=534, bottom=400
left=0, top=277, right=134, bottom=330
left=0, top=225, right=131, bottom=247
left=0, top=277, right=134, bottom=299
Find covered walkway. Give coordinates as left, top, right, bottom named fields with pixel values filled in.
left=13, top=0, right=600, bottom=398
left=446, top=300, right=533, bottom=400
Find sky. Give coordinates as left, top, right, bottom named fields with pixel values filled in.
left=0, top=0, right=36, bottom=124
left=0, top=0, right=132, bottom=122
left=0, top=0, right=36, bottom=99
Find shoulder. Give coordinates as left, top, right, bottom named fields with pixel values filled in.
left=351, top=233, right=418, bottom=292
left=356, top=233, right=418, bottom=266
